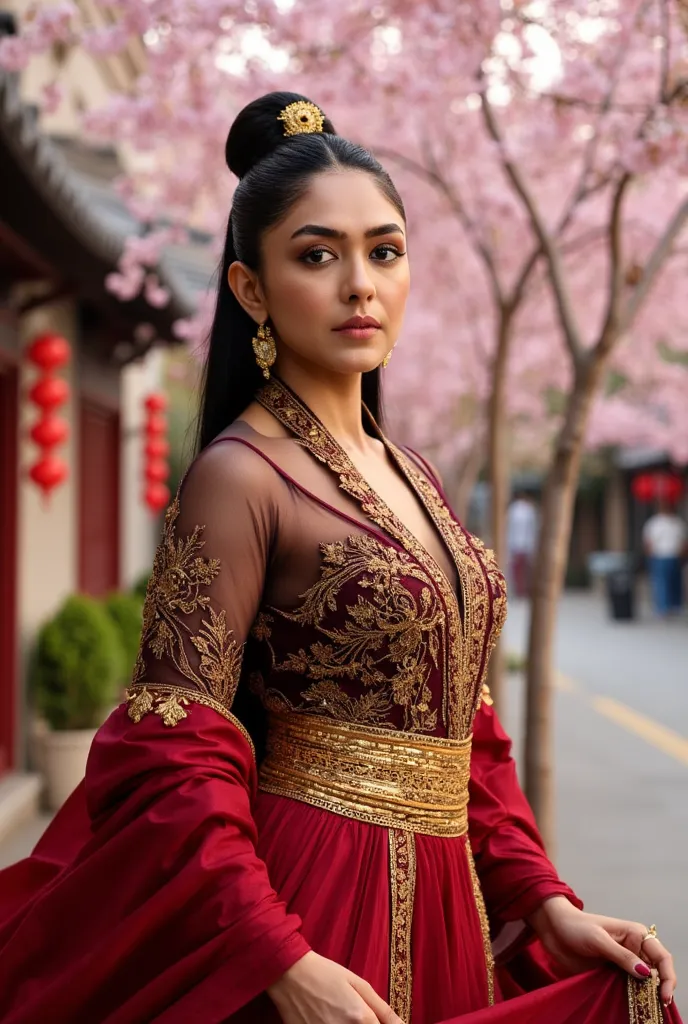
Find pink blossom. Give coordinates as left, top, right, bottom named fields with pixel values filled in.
left=0, top=36, right=31, bottom=72
left=144, top=274, right=171, bottom=308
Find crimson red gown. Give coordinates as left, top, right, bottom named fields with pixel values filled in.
left=0, top=379, right=677, bottom=1024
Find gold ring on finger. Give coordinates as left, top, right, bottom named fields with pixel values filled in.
left=640, top=925, right=658, bottom=946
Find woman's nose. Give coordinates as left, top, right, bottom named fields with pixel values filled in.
left=342, top=258, right=376, bottom=304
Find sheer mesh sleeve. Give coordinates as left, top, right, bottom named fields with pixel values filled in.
left=128, top=439, right=280, bottom=732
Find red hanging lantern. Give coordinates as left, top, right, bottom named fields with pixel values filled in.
left=144, top=481, right=171, bottom=513
left=25, top=333, right=71, bottom=501
left=632, top=473, right=655, bottom=502
left=30, top=414, right=69, bottom=448
left=144, top=437, right=170, bottom=460
left=632, top=471, right=684, bottom=504
left=29, top=376, right=69, bottom=410
left=27, top=332, right=71, bottom=371
left=142, top=391, right=170, bottom=514
left=144, top=458, right=170, bottom=484
left=29, top=454, right=69, bottom=493
left=144, top=393, right=168, bottom=413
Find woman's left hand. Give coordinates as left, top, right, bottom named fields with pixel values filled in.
left=528, top=896, right=677, bottom=1008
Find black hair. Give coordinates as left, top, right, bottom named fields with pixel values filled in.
left=195, top=91, right=406, bottom=452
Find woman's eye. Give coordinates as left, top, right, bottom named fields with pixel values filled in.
left=301, top=248, right=337, bottom=265
left=371, top=244, right=405, bottom=262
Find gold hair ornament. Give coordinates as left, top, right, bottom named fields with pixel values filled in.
left=277, top=101, right=325, bottom=137
left=252, top=322, right=277, bottom=379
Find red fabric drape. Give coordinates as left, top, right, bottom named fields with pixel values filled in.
left=0, top=706, right=309, bottom=1024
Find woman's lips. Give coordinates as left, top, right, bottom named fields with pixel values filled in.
left=334, top=326, right=380, bottom=339
left=333, top=316, right=381, bottom=340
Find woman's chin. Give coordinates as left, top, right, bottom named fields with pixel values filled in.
left=328, top=351, right=386, bottom=375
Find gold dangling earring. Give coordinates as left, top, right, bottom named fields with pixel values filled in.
left=382, top=346, right=394, bottom=368
left=252, top=321, right=277, bottom=379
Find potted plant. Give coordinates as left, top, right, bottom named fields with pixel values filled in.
left=31, top=594, right=125, bottom=810
left=103, top=591, right=144, bottom=695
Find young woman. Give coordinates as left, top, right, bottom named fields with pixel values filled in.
left=0, top=92, right=680, bottom=1024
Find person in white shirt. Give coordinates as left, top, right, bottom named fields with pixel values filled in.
left=507, top=491, right=539, bottom=598
left=642, top=499, right=688, bottom=615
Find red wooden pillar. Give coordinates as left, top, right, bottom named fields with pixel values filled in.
left=0, top=358, right=19, bottom=773
left=78, top=399, right=120, bottom=597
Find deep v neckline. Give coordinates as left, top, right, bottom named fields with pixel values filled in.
left=255, top=377, right=497, bottom=738
left=257, top=377, right=456, bottom=593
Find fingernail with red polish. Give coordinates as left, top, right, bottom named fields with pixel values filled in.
left=635, top=963, right=652, bottom=978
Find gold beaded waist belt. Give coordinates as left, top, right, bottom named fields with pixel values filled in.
left=258, top=711, right=472, bottom=837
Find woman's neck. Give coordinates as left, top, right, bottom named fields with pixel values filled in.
left=276, top=364, right=371, bottom=454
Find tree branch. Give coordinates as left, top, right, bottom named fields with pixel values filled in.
left=480, top=90, right=585, bottom=367
left=375, top=146, right=505, bottom=308
left=620, top=195, right=688, bottom=334
left=659, top=0, right=671, bottom=103
left=595, top=172, right=632, bottom=357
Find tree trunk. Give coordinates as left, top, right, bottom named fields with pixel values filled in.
left=451, top=440, right=484, bottom=524
left=524, top=355, right=606, bottom=852
left=486, top=310, right=511, bottom=713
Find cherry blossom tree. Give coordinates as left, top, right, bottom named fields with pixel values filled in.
left=5, top=0, right=688, bottom=846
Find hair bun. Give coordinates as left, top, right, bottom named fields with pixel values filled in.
left=225, top=91, right=336, bottom=180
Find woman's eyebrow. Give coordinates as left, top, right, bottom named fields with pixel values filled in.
left=290, top=222, right=405, bottom=240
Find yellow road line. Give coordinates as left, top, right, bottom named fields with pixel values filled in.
left=555, top=672, right=579, bottom=694
left=590, top=695, right=688, bottom=767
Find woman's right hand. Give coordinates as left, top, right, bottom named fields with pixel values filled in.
left=267, top=950, right=404, bottom=1024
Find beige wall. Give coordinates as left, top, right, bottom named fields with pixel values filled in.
left=13, top=290, right=79, bottom=741
left=9, top=287, right=165, bottom=767
left=120, top=348, right=163, bottom=590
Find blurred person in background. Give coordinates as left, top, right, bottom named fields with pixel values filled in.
left=507, top=490, right=539, bottom=599
left=0, top=93, right=678, bottom=1024
left=643, top=498, right=688, bottom=616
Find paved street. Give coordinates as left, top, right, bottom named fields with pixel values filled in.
left=504, top=591, right=688, bottom=984
left=1, top=590, right=686, bottom=987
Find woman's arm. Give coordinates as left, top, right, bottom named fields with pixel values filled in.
left=86, top=440, right=400, bottom=1024
left=467, top=697, right=581, bottom=934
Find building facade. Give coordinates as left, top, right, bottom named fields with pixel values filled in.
left=0, top=11, right=211, bottom=830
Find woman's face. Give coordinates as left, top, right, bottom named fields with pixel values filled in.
left=232, top=169, right=410, bottom=376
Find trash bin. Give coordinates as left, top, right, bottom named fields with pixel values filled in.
left=605, top=568, right=635, bottom=621
left=588, top=551, right=636, bottom=621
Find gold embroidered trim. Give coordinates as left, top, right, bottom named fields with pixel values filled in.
left=389, top=829, right=416, bottom=1021
left=125, top=684, right=255, bottom=755
left=132, top=496, right=245, bottom=717
left=390, top=445, right=507, bottom=736
left=627, top=975, right=663, bottom=1024
left=466, top=841, right=495, bottom=1006
left=255, top=533, right=445, bottom=733
left=258, top=710, right=472, bottom=836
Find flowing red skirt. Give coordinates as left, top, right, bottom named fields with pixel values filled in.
left=0, top=704, right=680, bottom=1023
left=239, top=793, right=679, bottom=1024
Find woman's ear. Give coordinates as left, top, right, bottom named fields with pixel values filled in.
left=227, top=262, right=267, bottom=325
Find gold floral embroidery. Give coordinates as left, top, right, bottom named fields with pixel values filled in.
left=477, top=683, right=494, bottom=709
left=257, top=379, right=507, bottom=740
left=128, top=496, right=245, bottom=730
left=254, top=534, right=444, bottom=733
left=389, top=829, right=416, bottom=1021
left=627, top=976, right=663, bottom=1024
left=466, top=841, right=495, bottom=1006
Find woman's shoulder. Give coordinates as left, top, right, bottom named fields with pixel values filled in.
left=181, top=424, right=289, bottom=506
left=399, top=444, right=444, bottom=490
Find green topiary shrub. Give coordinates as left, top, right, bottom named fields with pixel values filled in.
left=103, top=592, right=144, bottom=685
left=31, top=594, right=125, bottom=730
left=132, top=571, right=150, bottom=602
